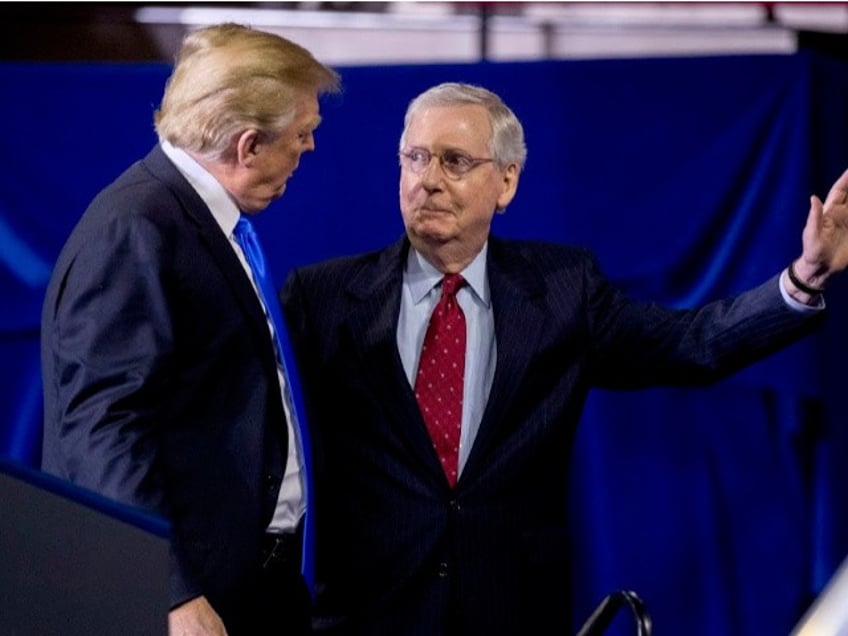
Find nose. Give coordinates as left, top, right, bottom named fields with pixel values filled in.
left=302, top=132, right=315, bottom=153
left=419, top=154, right=444, bottom=187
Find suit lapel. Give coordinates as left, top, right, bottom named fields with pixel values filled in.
left=462, top=237, right=548, bottom=483
left=335, top=235, right=551, bottom=487
left=142, top=146, right=281, bottom=385
left=342, top=238, right=449, bottom=484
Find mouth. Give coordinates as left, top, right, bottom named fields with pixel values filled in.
left=419, top=205, right=451, bottom=216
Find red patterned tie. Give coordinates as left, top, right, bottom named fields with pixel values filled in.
left=414, top=273, right=466, bottom=487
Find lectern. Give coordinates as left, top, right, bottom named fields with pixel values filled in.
left=0, top=459, right=170, bottom=635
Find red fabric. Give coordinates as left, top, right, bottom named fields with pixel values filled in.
left=414, top=274, right=466, bottom=487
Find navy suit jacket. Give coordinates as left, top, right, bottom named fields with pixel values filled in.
left=41, top=145, right=290, bottom=632
left=282, top=236, right=820, bottom=635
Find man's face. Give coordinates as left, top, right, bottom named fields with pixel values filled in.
left=399, top=103, right=517, bottom=260
left=238, top=92, right=322, bottom=213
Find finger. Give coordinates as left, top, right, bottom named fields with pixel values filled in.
left=799, top=196, right=825, bottom=265
left=810, top=195, right=823, bottom=226
left=803, top=196, right=824, bottom=248
left=823, top=168, right=848, bottom=208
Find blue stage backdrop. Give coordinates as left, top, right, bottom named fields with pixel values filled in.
left=2, top=51, right=848, bottom=635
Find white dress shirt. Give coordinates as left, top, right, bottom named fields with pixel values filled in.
left=160, top=140, right=304, bottom=533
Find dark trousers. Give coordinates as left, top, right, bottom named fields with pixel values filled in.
left=229, top=525, right=312, bottom=635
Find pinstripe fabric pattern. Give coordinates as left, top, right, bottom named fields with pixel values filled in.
left=280, top=235, right=822, bottom=635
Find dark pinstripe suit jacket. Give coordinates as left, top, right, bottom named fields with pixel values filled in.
left=282, top=235, right=819, bottom=636
left=41, top=145, right=290, bottom=633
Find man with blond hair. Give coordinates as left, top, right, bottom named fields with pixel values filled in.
left=41, top=23, right=339, bottom=635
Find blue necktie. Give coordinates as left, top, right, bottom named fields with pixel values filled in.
left=232, top=216, right=315, bottom=595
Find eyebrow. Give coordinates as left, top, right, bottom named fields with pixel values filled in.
left=406, top=144, right=481, bottom=157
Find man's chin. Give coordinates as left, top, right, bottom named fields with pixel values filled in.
left=410, top=223, right=454, bottom=245
left=261, top=185, right=288, bottom=208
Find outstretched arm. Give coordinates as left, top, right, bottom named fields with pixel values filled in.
left=783, top=168, right=848, bottom=303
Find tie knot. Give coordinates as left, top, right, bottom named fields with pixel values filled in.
left=233, top=215, right=266, bottom=278
left=234, top=216, right=255, bottom=240
left=441, top=273, right=464, bottom=297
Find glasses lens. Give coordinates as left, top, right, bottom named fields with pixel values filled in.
left=402, top=148, right=487, bottom=179
left=441, top=150, right=474, bottom=178
left=401, top=149, right=430, bottom=174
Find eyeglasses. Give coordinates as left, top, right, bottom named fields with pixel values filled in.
left=399, top=147, right=494, bottom=180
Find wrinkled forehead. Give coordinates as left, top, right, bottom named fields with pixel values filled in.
left=404, top=104, right=493, bottom=152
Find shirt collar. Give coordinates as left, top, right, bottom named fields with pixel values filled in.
left=160, top=139, right=241, bottom=237
left=406, top=242, right=490, bottom=307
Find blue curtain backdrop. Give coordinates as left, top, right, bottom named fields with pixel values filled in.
left=2, top=51, right=848, bottom=635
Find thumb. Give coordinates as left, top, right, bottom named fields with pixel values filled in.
left=809, top=194, right=823, bottom=229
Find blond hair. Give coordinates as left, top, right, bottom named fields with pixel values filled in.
left=155, top=23, right=340, bottom=159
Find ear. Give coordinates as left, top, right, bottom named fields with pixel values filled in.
left=495, top=163, right=520, bottom=213
left=235, top=129, right=262, bottom=167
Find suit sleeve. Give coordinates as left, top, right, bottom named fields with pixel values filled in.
left=44, top=213, right=175, bottom=510
left=583, top=254, right=823, bottom=388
